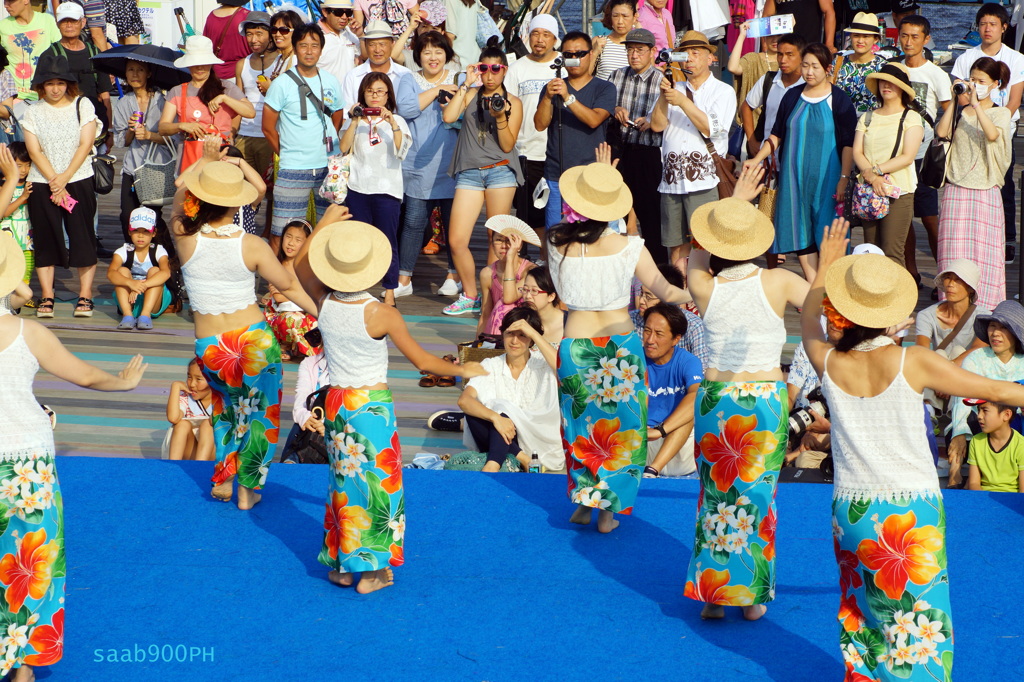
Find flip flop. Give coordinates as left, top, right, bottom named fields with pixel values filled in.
left=418, top=371, right=439, bottom=388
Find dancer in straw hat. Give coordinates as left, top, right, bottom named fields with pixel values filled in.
left=682, top=165, right=809, bottom=621
left=0, top=143, right=149, bottom=680
left=295, top=206, right=487, bottom=593
left=804, top=220, right=1024, bottom=680
left=548, top=160, right=690, bottom=534
left=171, top=156, right=318, bottom=510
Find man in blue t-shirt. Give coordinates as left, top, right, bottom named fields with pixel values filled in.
left=643, top=303, right=703, bottom=477
left=534, top=30, right=617, bottom=229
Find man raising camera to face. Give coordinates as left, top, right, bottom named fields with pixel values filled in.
left=534, top=31, right=617, bottom=230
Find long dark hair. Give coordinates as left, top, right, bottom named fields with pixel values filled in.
left=547, top=219, right=609, bottom=248
left=195, top=69, right=225, bottom=106
left=175, top=198, right=235, bottom=236
left=358, top=72, right=397, bottom=111
left=475, top=46, right=509, bottom=143
left=835, top=324, right=887, bottom=352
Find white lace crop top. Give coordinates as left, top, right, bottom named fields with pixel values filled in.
left=702, top=270, right=786, bottom=372
left=821, top=348, right=941, bottom=502
left=180, top=235, right=257, bottom=315
left=546, top=234, right=644, bottom=311
left=318, top=294, right=389, bottom=387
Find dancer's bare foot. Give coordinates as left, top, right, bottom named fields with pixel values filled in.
left=236, top=486, right=262, bottom=510
left=211, top=476, right=234, bottom=502
left=742, top=604, right=767, bottom=621
left=597, top=509, right=618, bottom=533
left=328, top=570, right=354, bottom=587
left=701, top=603, right=725, bottom=620
left=569, top=504, right=592, bottom=525
left=356, top=568, right=394, bottom=594
left=13, top=664, right=35, bottom=682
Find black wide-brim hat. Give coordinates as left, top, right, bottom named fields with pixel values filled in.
left=31, top=53, right=77, bottom=87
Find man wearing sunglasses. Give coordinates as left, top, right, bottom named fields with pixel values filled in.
left=318, top=0, right=360, bottom=84
left=535, top=30, right=616, bottom=230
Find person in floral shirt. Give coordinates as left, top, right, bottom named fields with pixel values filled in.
left=834, top=12, right=888, bottom=114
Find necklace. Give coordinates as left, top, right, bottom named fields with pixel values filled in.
left=718, top=263, right=758, bottom=280
left=421, top=69, right=446, bottom=85
left=333, top=291, right=374, bottom=302
left=199, top=222, right=243, bottom=236
left=851, top=336, right=896, bottom=352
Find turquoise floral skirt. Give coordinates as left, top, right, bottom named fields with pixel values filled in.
left=685, top=380, right=788, bottom=605
left=558, top=333, right=647, bottom=515
left=318, top=388, right=405, bottom=573
left=832, top=493, right=953, bottom=681
left=195, top=321, right=282, bottom=490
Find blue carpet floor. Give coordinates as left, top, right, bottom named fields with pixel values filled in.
left=55, top=457, right=1024, bottom=681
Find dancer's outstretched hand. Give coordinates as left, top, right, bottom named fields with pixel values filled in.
left=817, top=219, right=850, bottom=272
left=733, top=163, right=765, bottom=203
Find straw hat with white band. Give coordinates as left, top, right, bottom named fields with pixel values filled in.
left=308, top=220, right=392, bottom=292
left=689, top=197, right=775, bottom=261
left=824, top=253, right=917, bottom=329
left=557, top=163, right=632, bottom=223
left=183, top=161, right=259, bottom=208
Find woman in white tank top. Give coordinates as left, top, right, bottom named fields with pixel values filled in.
left=683, top=166, right=810, bottom=622
left=295, top=214, right=486, bottom=594
left=170, top=154, right=317, bottom=511
left=803, top=223, right=1024, bottom=681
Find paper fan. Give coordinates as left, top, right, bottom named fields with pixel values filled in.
left=484, top=215, right=541, bottom=247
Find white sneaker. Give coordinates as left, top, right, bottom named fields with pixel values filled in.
left=438, top=279, right=462, bottom=296
left=394, top=282, right=413, bottom=298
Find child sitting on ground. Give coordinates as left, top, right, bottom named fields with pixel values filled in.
left=263, top=219, right=318, bottom=361
left=966, top=398, right=1024, bottom=492
left=0, top=142, right=33, bottom=288
left=163, top=358, right=214, bottom=460
left=477, top=218, right=537, bottom=336
left=108, top=207, right=171, bottom=330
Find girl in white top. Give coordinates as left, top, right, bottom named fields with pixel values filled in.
left=170, top=141, right=317, bottom=511
left=295, top=208, right=485, bottom=594
left=683, top=165, right=808, bottom=622
left=803, top=221, right=1024, bottom=682
left=547, top=158, right=689, bottom=535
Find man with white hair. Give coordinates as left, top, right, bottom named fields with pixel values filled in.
left=342, top=19, right=414, bottom=117
left=318, top=0, right=360, bottom=84
left=505, top=14, right=559, bottom=236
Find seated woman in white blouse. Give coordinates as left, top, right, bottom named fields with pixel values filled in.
left=458, top=306, right=562, bottom=472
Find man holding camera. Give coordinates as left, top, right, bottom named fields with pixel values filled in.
left=535, top=30, right=616, bottom=229
left=608, top=28, right=667, bottom=262
left=651, top=30, right=735, bottom=263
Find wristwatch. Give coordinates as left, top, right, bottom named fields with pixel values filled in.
left=563, top=94, right=576, bottom=108
left=652, top=424, right=667, bottom=438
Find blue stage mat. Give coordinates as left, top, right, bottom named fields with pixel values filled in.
left=56, top=456, right=1024, bottom=681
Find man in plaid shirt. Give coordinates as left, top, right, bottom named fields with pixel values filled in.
left=607, top=28, right=667, bottom=262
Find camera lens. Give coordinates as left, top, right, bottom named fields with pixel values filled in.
left=953, top=82, right=968, bottom=96
left=488, top=94, right=505, bottom=112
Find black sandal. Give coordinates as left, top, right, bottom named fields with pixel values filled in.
left=36, top=298, right=54, bottom=318
left=73, top=297, right=94, bottom=318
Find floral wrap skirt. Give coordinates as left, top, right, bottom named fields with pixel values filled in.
left=685, top=380, right=788, bottom=606
left=318, top=388, right=405, bottom=573
left=832, top=493, right=953, bottom=681
left=558, top=332, right=648, bottom=515
left=195, top=321, right=282, bottom=490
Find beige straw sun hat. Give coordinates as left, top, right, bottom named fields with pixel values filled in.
left=183, top=161, right=259, bottom=208
left=0, top=232, right=26, bottom=299
left=484, top=215, right=541, bottom=247
left=825, top=253, right=917, bottom=329
left=866, top=62, right=916, bottom=101
left=558, top=163, right=633, bottom=223
left=308, top=220, right=392, bottom=292
left=689, top=197, right=775, bottom=261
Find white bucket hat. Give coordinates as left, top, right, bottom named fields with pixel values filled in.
left=173, top=36, right=225, bottom=69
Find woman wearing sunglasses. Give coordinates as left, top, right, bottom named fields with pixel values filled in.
left=441, top=46, right=523, bottom=316
left=267, top=9, right=307, bottom=80
left=318, top=0, right=360, bottom=84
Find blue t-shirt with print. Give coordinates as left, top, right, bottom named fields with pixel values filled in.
left=264, top=67, right=344, bottom=170
left=647, top=347, right=703, bottom=425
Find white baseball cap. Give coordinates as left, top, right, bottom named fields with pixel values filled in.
left=129, top=207, right=158, bottom=232
left=56, top=1, right=85, bottom=23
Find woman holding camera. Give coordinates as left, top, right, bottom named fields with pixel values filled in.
left=441, top=46, right=523, bottom=316
left=396, top=31, right=461, bottom=299
left=341, top=72, right=411, bottom=307
left=935, top=57, right=1012, bottom=310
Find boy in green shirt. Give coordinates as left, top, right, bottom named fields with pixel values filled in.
left=965, top=398, right=1024, bottom=492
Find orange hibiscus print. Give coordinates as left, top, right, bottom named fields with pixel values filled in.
left=857, top=511, right=943, bottom=600
left=699, top=414, right=777, bottom=493
left=326, top=389, right=370, bottom=421
left=844, top=664, right=879, bottom=682
left=834, top=537, right=863, bottom=596
left=759, top=506, right=778, bottom=561
left=388, top=542, right=404, bottom=567
left=571, top=418, right=640, bottom=475
left=201, top=327, right=273, bottom=388
left=376, top=431, right=403, bottom=494
left=212, top=452, right=238, bottom=485
left=683, top=568, right=755, bottom=606
left=0, top=529, right=60, bottom=613
left=24, top=608, right=63, bottom=666
left=838, top=593, right=865, bottom=633
left=323, top=491, right=371, bottom=560
left=265, top=402, right=281, bottom=444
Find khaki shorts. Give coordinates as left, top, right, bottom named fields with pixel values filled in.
left=660, top=187, right=718, bottom=248
left=235, top=135, right=275, bottom=180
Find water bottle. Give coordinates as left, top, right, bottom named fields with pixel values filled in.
left=528, top=452, right=541, bottom=473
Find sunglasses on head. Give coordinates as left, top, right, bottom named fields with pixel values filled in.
left=270, top=26, right=294, bottom=35
left=324, top=7, right=354, bottom=17
left=477, top=63, right=507, bottom=73
left=562, top=50, right=590, bottom=59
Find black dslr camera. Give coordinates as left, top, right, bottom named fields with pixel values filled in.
left=482, top=93, right=506, bottom=112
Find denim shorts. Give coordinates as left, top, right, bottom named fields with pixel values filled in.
left=455, top=164, right=518, bottom=190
